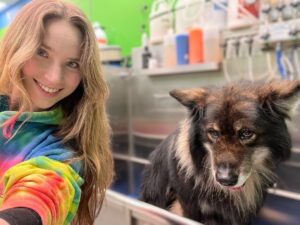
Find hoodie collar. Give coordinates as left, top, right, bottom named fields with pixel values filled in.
left=0, top=95, right=63, bottom=125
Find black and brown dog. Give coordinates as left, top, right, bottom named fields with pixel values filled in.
left=141, top=80, right=300, bottom=225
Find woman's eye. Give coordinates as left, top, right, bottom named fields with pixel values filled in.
left=239, top=129, right=255, bottom=141
left=37, top=48, right=48, bottom=58
left=208, top=129, right=220, bottom=140
left=67, top=61, right=80, bottom=69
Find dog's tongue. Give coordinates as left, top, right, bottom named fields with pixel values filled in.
left=229, top=184, right=246, bottom=191
left=229, top=186, right=242, bottom=191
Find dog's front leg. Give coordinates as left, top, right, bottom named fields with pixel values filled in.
left=140, top=147, right=175, bottom=209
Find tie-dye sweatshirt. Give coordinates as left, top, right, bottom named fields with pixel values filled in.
left=0, top=96, right=83, bottom=225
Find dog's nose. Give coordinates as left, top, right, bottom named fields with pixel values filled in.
left=216, top=163, right=239, bottom=186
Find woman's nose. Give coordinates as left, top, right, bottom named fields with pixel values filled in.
left=44, top=63, right=63, bottom=85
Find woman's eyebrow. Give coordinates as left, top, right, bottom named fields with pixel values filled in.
left=69, top=57, right=80, bottom=61
left=41, top=43, right=52, bottom=50
left=41, top=43, right=80, bottom=61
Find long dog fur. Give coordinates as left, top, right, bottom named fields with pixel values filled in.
left=141, top=80, right=300, bottom=225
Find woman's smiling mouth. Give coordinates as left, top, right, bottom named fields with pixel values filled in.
left=34, top=79, right=62, bottom=94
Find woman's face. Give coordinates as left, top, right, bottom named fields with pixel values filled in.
left=21, top=19, right=82, bottom=111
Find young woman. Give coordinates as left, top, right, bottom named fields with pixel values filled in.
left=0, top=0, right=113, bottom=225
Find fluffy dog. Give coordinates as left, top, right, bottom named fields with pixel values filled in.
left=141, top=81, right=300, bottom=225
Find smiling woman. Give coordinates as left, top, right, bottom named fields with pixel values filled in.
left=0, top=1, right=113, bottom=225
left=20, top=19, right=82, bottom=111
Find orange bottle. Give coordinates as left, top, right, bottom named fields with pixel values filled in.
left=188, top=27, right=204, bottom=64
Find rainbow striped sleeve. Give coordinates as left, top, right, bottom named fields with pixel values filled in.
left=0, top=156, right=83, bottom=225
left=0, top=101, right=84, bottom=225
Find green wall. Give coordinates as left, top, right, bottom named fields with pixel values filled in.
left=68, top=0, right=90, bottom=18
left=0, top=0, right=153, bottom=57
left=70, top=0, right=153, bottom=57
left=89, top=0, right=152, bottom=57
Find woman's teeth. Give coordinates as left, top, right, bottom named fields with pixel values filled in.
left=37, top=82, right=60, bottom=93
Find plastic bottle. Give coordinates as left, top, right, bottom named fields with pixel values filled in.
left=188, top=27, right=204, bottom=64
left=211, top=0, right=227, bottom=29
left=142, top=46, right=152, bottom=69
left=203, top=28, right=222, bottom=62
left=149, top=0, right=172, bottom=44
left=141, top=32, right=148, bottom=48
left=202, top=1, right=225, bottom=63
left=175, top=33, right=189, bottom=65
left=162, top=29, right=176, bottom=67
left=141, top=32, right=152, bottom=69
left=93, top=22, right=107, bottom=47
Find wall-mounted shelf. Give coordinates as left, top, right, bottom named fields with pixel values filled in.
left=135, top=62, right=220, bottom=77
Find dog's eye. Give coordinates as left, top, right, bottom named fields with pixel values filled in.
left=207, top=129, right=220, bottom=140
left=239, top=129, right=254, bottom=141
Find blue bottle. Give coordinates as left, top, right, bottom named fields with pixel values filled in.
left=175, top=34, right=189, bottom=65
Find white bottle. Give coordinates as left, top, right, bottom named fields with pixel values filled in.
left=202, top=1, right=225, bottom=63
left=93, top=22, right=107, bottom=47
left=149, top=0, right=172, bottom=44
left=162, top=29, right=176, bottom=67
left=211, top=0, right=227, bottom=29
left=203, top=27, right=222, bottom=63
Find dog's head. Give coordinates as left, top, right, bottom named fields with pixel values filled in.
left=170, top=81, right=300, bottom=190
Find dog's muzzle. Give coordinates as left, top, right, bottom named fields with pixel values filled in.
left=215, top=163, right=239, bottom=187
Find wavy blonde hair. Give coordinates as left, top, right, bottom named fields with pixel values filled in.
left=0, top=0, right=113, bottom=224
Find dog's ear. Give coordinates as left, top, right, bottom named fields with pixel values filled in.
left=258, top=80, right=300, bottom=118
left=170, top=88, right=207, bottom=109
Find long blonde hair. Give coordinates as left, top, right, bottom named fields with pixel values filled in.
left=0, top=0, right=114, bottom=224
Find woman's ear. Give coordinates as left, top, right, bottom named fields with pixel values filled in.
left=258, top=80, right=300, bottom=118
left=169, top=88, right=208, bottom=109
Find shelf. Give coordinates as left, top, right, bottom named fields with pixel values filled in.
left=113, top=153, right=150, bottom=165
left=135, top=62, right=220, bottom=76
